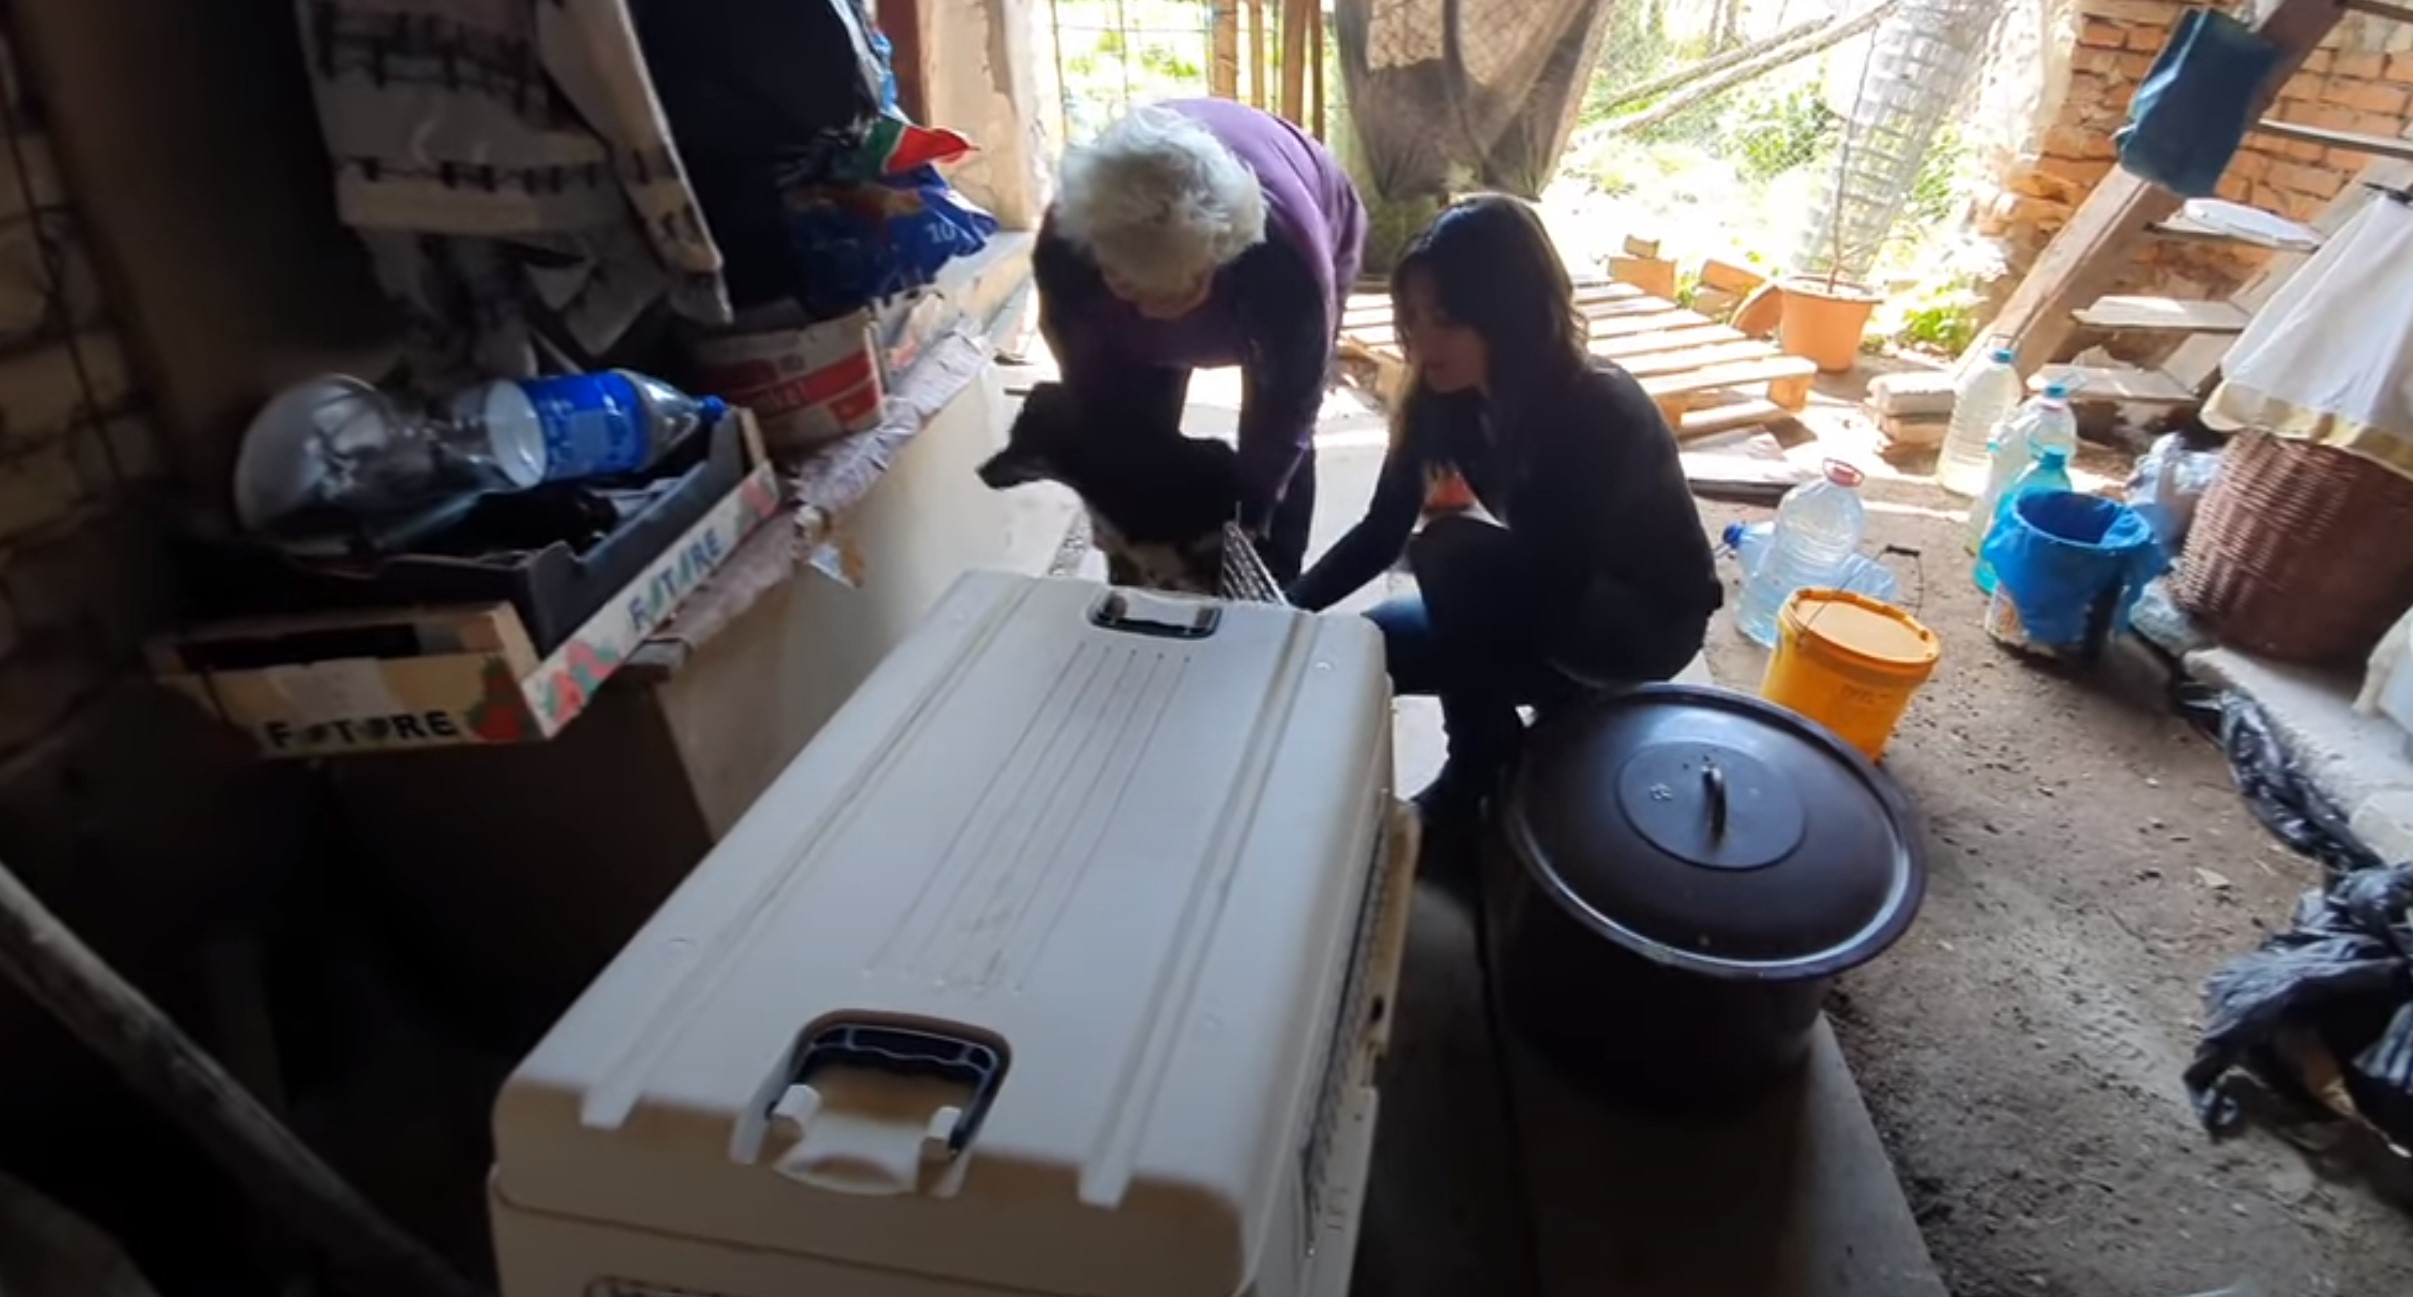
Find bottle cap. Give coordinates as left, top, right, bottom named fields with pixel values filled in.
left=1822, top=458, right=1866, bottom=488
left=2041, top=380, right=2072, bottom=400
left=1989, top=346, right=2015, bottom=364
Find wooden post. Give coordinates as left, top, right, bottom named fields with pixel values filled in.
left=1309, top=0, right=1325, bottom=139
left=1210, top=1, right=1240, bottom=100
left=1978, top=174, right=2184, bottom=375
left=1964, top=0, right=2348, bottom=374
left=1279, top=0, right=1309, bottom=124
left=881, top=0, right=930, bottom=124
left=1247, top=0, right=1267, bottom=108
left=0, top=861, right=489, bottom=1297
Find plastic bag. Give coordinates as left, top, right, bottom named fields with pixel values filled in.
left=2184, top=863, right=2413, bottom=1151
left=2220, top=693, right=2383, bottom=878
left=780, top=171, right=999, bottom=319
left=2115, top=10, right=2280, bottom=198
left=2356, top=605, right=2413, bottom=717
left=2130, top=575, right=2213, bottom=657
left=2125, top=432, right=2223, bottom=551
left=767, top=0, right=996, bottom=321
left=1978, top=491, right=2164, bottom=656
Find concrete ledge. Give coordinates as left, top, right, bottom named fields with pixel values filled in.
left=1364, top=894, right=1947, bottom=1297
left=2186, top=646, right=2413, bottom=861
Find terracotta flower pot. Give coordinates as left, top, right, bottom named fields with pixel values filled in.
left=1776, top=277, right=1881, bottom=374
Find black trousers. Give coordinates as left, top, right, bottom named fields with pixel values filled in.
left=1369, top=515, right=1707, bottom=784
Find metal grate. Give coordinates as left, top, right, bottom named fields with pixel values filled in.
left=1296, top=807, right=1394, bottom=1248
left=1038, top=0, right=1324, bottom=148
left=1794, top=0, right=2004, bottom=281
left=1217, top=522, right=1285, bottom=603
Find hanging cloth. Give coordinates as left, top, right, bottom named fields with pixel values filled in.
left=1335, top=0, right=1617, bottom=202
left=296, top=0, right=731, bottom=383
left=2204, top=193, right=2413, bottom=480
left=2114, top=9, right=2280, bottom=199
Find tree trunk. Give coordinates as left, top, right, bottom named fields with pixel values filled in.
left=1594, top=0, right=1902, bottom=139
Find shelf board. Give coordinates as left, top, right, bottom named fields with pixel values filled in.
left=2030, top=365, right=2196, bottom=405
left=2146, top=209, right=2324, bottom=252
left=2072, top=294, right=2251, bottom=334
left=2253, top=118, right=2413, bottom=161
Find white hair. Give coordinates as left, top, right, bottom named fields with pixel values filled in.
left=1056, top=106, right=1267, bottom=298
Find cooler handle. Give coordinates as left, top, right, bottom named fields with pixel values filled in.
left=1090, top=589, right=1221, bottom=639
left=789, top=1021, right=1005, bottom=1156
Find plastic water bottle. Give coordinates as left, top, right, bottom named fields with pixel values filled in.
left=449, top=371, right=728, bottom=485
left=1722, top=519, right=1901, bottom=604
left=1967, top=381, right=2077, bottom=554
left=1937, top=343, right=2022, bottom=497
left=1736, top=459, right=1869, bottom=647
left=1723, top=520, right=1770, bottom=573
left=1974, top=445, right=2073, bottom=593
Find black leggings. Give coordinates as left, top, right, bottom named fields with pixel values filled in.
left=1367, top=515, right=1706, bottom=778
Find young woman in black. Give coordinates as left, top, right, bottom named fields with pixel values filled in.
left=1287, top=194, right=1722, bottom=831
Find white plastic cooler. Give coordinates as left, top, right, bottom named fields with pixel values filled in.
left=490, top=572, right=1414, bottom=1297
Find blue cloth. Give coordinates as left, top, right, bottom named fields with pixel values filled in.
left=1982, top=492, right=2166, bottom=654
left=2115, top=10, right=2281, bottom=198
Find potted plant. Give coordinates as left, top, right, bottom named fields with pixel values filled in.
left=1777, top=38, right=1884, bottom=372
left=1778, top=274, right=1882, bottom=374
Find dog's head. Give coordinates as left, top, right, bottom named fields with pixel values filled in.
left=980, top=381, right=1242, bottom=593
left=978, top=382, right=1089, bottom=492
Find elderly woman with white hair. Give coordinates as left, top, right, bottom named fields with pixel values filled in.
left=1033, top=100, right=1367, bottom=583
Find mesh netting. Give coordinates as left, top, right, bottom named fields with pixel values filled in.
left=1335, top=0, right=1618, bottom=202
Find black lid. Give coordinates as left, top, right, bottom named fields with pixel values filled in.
left=1502, top=684, right=1925, bottom=978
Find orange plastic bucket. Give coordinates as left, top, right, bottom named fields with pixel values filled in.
left=1758, top=589, right=1941, bottom=760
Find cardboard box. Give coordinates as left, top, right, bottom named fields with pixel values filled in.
left=693, top=310, right=884, bottom=455
left=151, top=460, right=781, bottom=758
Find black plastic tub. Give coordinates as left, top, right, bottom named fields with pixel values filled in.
left=1481, top=684, right=1927, bottom=1107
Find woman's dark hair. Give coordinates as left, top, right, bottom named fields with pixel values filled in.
left=1387, top=193, right=1589, bottom=449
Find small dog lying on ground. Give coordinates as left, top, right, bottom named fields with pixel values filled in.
left=978, top=381, right=1242, bottom=594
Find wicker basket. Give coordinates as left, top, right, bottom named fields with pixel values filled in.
left=2173, top=430, right=2413, bottom=664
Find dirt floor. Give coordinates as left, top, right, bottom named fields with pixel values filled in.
left=1696, top=386, right=2413, bottom=1297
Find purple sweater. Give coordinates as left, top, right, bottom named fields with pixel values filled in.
left=1035, top=100, right=1366, bottom=507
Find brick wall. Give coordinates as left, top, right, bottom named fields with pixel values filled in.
left=1976, top=1, right=2413, bottom=303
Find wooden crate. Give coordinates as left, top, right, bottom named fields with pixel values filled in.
left=150, top=459, right=781, bottom=757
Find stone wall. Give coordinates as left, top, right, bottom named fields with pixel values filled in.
left=0, top=8, right=381, bottom=1279
left=1976, top=0, right=2413, bottom=302
left=918, top=0, right=1048, bottom=229
left=0, top=23, right=175, bottom=762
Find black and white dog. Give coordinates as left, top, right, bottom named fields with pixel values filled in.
left=978, top=381, right=1243, bottom=594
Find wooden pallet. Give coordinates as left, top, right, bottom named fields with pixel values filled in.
left=1338, top=281, right=1814, bottom=438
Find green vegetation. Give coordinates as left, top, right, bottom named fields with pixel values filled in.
left=1555, top=24, right=1971, bottom=292
left=1724, top=84, right=1840, bottom=182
